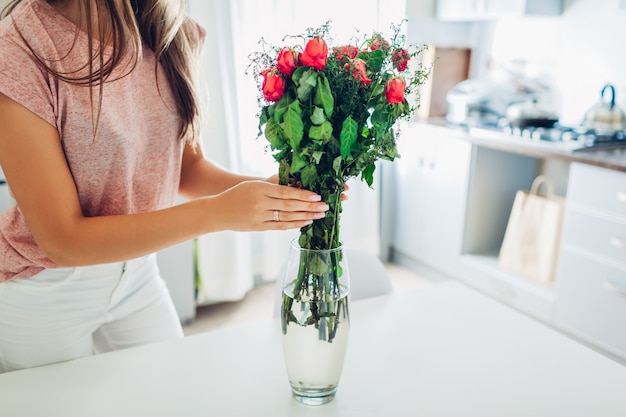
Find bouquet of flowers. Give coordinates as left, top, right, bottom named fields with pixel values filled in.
left=250, top=22, right=430, bottom=341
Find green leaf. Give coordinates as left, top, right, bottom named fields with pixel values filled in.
left=310, top=106, right=326, bottom=125
left=311, top=150, right=324, bottom=164
left=332, top=155, right=342, bottom=175
left=309, top=121, right=332, bottom=143
left=284, top=101, right=304, bottom=150
left=359, top=48, right=386, bottom=72
left=301, top=164, right=318, bottom=188
left=292, top=66, right=308, bottom=84
left=371, top=106, right=390, bottom=130
left=315, top=73, right=334, bottom=118
left=264, top=118, right=284, bottom=149
left=278, top=158, right=290, bottom=185
left=258, top=105, right=269, bottom=127
left=308, top=253, right=330, bottom=275
left=273, top=95, right=291, bottom=123
left=371, top=81, right=385, bottom=98
left=362, top=163, right=376, bottom=187
left=339, top=116, right=358, bottom=159
left=385, top=143, right=400, bottom=159
left=290, top=149, right=306, bottom=174
left=296, top=68, right=317, bottom=101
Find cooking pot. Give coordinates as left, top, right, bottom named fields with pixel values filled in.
left=446, top=78, right=517, bottom=125
left=583, top=84, right=626, bottom=133
left=505, top=99, right=559, bottom=128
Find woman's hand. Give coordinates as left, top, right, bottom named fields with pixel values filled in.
left=205, top=180, right=329, bottom=231
left=265, top=174, right=350, bottom=201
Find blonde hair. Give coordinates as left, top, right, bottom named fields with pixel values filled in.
left=1, top=0, right=202, bottom=147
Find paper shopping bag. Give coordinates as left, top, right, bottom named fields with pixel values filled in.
left=498, top=175, right=565, bottom=285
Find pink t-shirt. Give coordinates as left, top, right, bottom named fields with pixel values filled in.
left=0, top=0, right=193, bottom=280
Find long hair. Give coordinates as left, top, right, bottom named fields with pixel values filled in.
left=0, top=0, right=202, bottom=147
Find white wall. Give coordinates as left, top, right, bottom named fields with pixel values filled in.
left=0, top=0, right=11, bottom=11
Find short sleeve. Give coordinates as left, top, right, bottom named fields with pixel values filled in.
left=0, top=32, right=57, bottom=128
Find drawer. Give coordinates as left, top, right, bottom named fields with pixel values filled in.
left=554, top=249, right=626, bottom=359
left=562, top=211, right=626, bottom=265
left=567, top=163, right=626, bottom=219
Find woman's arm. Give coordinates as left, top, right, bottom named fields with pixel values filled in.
left=0, top=93, right=327, bottom=267
left=178, top=142, right=266, bottom=199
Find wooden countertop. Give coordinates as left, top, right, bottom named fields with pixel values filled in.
left=414, top=120, right=626, bottom=173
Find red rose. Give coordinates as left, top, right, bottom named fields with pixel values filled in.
left=299, top=37, right=328, bottom=70
left=277, top=47, right=298, bottom=76
left=369, top=34, right=390, bottom=53
left=392, top=48, right=410, bottom=72
left=333, top=45, right=358, bottom=61
left=345, top=59, right=372, bottom=84
left=260, top=68, right=285, bottom=102
left=385, top=77, right=406, bottom=104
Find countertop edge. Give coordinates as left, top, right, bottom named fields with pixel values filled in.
left=401, top=121, right=626, bottom=173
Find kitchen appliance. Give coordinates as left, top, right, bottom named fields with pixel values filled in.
left=583, top=84, right=626, bottom=134
left=499, top=122, right=626, bottom=152
left=505, top=99, right=559, bottom=128
left=446, top=78, right=518, bottom=126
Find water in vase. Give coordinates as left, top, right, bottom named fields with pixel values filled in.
left=281, top=282, right=350, bottom=405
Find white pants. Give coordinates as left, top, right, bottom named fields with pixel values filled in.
left=0, top=254, right=183, bottom=373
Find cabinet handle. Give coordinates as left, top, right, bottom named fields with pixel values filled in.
left=617, top=191, right=626, bottom=204
left=610, top=237, right=626, bottom=251
left=603, top=279, right=626, bottom=297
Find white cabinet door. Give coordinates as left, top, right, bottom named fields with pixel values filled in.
left=554, top=163, right=626, bottom=360
left=393, top=124, right=471, bottom=277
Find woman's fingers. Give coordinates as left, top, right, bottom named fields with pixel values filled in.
left=263, top=181, right=322, bottom=202
left=267, top=207, right=327, bottom=224
left=214, top=181, right=331, bottom=231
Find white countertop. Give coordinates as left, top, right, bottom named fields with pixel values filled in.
left=1, top=281, right=625, bottom=416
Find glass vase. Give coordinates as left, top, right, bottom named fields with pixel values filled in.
left=280, top=239, right=350, bottom=406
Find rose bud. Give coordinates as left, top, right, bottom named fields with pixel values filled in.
left=346, top=58, right=372, bottom=84
left=299, top=37, right=328, bottom=70
left=277, top=47, right=298, bottom=76
left=260, top=68, right=285, bottom=102
left=385, top=76, right=406, bottom=104
left=392, top=48, right=410, bottom=72
left=333, top=45, right=358, bottom=62
left=369, top=34, right=390, bottom=53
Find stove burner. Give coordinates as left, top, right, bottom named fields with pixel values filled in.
left=499, top=122, right=626, bottom=151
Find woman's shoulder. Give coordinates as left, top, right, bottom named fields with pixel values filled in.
left=0, top=0, right=76, bottom=57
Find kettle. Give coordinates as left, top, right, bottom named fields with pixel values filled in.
left=583, top=84, right=626, bottom=133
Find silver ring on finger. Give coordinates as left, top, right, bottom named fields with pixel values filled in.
left=273, top=210, right=280, bottom=222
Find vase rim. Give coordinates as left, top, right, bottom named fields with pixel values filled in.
left=290, top=237, right=343, bottom=253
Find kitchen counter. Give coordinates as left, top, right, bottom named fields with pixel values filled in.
left=420, top=118, right=626, bottom=172
left=1, top=282, right=625, bottom=417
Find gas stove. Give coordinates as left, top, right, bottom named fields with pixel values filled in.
left=499, top=123, right=626, bottom=152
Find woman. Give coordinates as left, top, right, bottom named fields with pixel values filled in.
left=0, top=0, right=329, bottom=373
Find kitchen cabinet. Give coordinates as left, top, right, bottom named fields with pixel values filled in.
left=392, top=124, right=471, bottom=278
left=554, top=163, right=626, bottom=360
left=436, top=0, right=563, bottom=20
left=390, top=123, right=626, bottom=361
